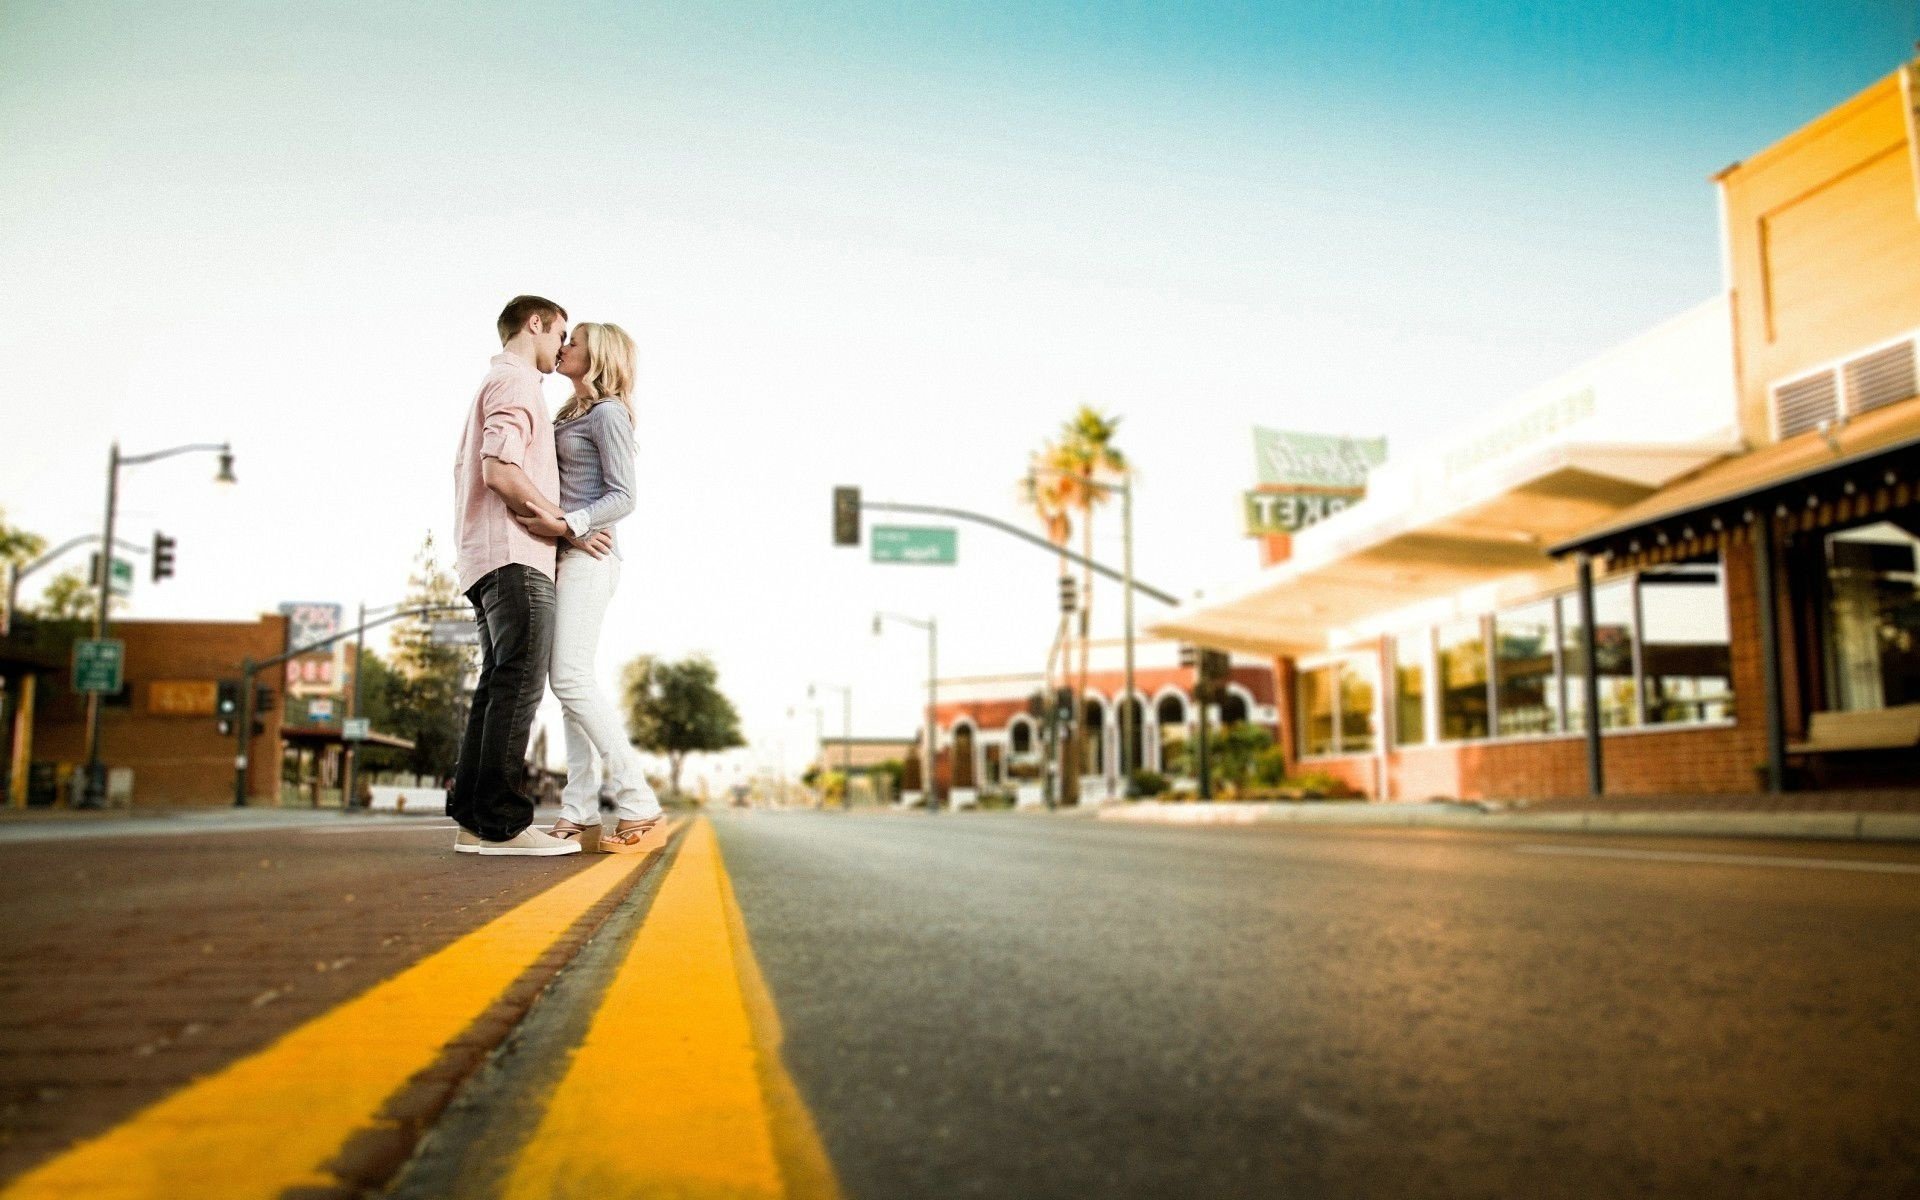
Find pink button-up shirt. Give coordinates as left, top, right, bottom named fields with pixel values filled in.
left=454, top=353, right=560, bottom=593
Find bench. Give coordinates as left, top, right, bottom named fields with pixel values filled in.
left=1787, top=703, right=1920, bottom=755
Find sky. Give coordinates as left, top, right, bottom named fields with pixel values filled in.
left=3, top=1, right=1916, bottom=787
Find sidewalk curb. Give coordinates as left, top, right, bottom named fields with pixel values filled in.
left=1095, top=801, right=1920, bottom=843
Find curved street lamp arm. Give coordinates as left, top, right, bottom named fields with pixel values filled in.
left=119, top=441, right=231, bottom=467
left=861, top=500, right=1179, bottom=607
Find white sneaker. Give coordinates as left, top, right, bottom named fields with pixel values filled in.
left=477, top=827, right=582, bottom=857
left=454, top=829, right=481, bottom=854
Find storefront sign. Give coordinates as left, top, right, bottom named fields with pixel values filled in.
left=343, top=718, right=370, bottom=742
left=872, top=526, right=958, bottom=565
left=1253, top=428, right=1387, bottom=489
left=279, top=602, right=344, bottom=698
left=1246, top=428, right=1384, bottom=538
left=1244, top=489, right=1362, bottom=534
left=1442, top=386, right=1595, bottom=481
left=149, top=679, right=217, bottom=715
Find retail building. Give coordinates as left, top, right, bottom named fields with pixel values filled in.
left=1152, top=62, right=1920, bottom=800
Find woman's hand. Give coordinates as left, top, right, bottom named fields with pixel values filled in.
left=567, top=530, right=614, bottom=558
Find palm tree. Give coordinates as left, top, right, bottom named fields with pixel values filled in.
left=1059, top=408, right=1128, bottom=796
left=1021, top=441, right=1079, bottom=805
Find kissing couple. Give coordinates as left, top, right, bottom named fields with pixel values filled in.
left=446, top=295, right=664, bottom=856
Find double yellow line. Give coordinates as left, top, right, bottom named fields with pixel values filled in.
left=2, top=818, right=839, bottom=1200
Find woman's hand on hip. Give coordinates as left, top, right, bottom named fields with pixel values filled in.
left=566, top=529, right=614, bottom=558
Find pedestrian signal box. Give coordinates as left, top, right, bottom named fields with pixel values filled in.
left=832, top=486, right=861, bottom=546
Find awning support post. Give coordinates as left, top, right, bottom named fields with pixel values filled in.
left=1576, top=554, right=1605, bottom=796
left=1752, top=516, right=1788, bottom=793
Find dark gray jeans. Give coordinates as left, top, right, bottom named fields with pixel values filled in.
left=448, top=563, right=555, bottom=841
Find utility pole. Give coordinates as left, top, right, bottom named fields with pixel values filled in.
left=874, top=612, right=938, bottom=812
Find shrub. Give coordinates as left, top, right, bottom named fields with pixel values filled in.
left=1128, top=770, right=1168, bottom=798
left=975, top=788, right=1017, bottom=810
left=1251, top=746, right=1289, bottom=787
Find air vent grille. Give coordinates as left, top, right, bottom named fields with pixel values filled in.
left=1773, top=370, right=1839, bottom=439
left=1843, top=338, right=1917, bottom=416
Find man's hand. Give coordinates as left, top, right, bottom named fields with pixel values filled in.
left=514, top=510, right=570, bottom=539
left=567, top=529, right=614, bottom=559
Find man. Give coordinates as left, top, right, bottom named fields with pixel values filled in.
left=448, top=295, right=610, bottom=856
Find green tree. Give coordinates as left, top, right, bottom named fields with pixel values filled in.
left=621, top=653, right=745, bottom=800
left=384, top=534, right=475, bottom=779
left=31, top=568, right=106, bottom=624
left=0, top=509, right=45, bottom=568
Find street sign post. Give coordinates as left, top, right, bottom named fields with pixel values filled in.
left=871, top=526, right=957, bottom=565
left=88, top=553, right=135, bottom=598
left=342, top=718, right=370, bottom=742
left=73, top=639, right=125, bottom=694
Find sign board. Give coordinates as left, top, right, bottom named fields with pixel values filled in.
left=72, top=639, right=125, bottom=694
left=429, top=619, right=480, bottom=646
left=89, top=553, right=135, bottom=598
left=1253, top=428, right=1387, bottom=489
left=1243, top=489, right=1362, bottom=535
left=871, top=526, right=958, bottom=565
left=306, top=697, right=336, bottom=722
left=149, top=679, right=217, bottom=716
left=279, top=602, right=344, bottom=697
left=1247, top=428, right=1386, bottom=540
left=342, top=718, right=371, bottom=742
left=1441, top=387, right=1594, bottom=482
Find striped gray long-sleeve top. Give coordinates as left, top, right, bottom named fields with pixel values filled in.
left=556, top=398, right=637, bottom=557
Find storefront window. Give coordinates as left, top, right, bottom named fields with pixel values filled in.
left=1824, top=519, right=1920, bottom=711
left=1437, top=617, right=1490, bottom=739
left=1640, top=561, right=1735, bottom=724
left=1339, top=656, right=1377, bottom=754
left=1300, top=666, right=1335, bottom=756
left=1393, top=633, right=1427, bottom=746
left=1561, top=579, right=1638, bottom=731
left=1494, top=601, right=1558, bottom=735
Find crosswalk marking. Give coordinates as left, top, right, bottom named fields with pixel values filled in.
left=504, top=817, right=842, bottom=1200
left=0, top=831, right=669, bottom=1200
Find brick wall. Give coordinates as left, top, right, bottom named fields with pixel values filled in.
left=33, top=617, right=289, bottom=807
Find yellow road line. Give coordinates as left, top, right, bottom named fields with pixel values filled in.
left=505, top=817, right=843, bottom=1200
left=1, top=824, right=676, bottom=1200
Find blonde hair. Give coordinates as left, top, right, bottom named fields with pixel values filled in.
left=555, top=322, right=637, bottom=424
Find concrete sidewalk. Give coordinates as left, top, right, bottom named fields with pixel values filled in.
left=1096, top=799, right=1920, bottom=842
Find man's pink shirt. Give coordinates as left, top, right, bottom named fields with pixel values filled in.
left=454, top=352, right=560, bottom=594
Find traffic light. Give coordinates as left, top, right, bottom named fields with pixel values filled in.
left=151, top=532, right=176, bottom=583
left=1059, top=575, right=1078, bottom=613
left=1198, top=649, right=1231, bottom=701
left=216, top=680, right=240, bottom=736
left=254, top=685, right=275, bottom=714
left=832, top=486, right=861, bottom=546
left=1178, top=644, right=1197, bottom=669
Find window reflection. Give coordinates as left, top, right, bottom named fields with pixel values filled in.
left=1438, top=618, right=1490, bottom=740
left=1824, top=518, right=1920, bottom=711
left=1641, top=562, right=1735, bottom=724
left=1495, top=601, right=1558, bottom=735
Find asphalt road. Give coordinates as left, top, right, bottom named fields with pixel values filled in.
left=714, top=811, right=1920, bottom=1200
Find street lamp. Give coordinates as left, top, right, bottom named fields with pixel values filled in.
left=807, top=681, right=853, bottom=807
left=84, top=439, right=234, bottom=806
left=873, top=612, right=938, bottom=812
left=1027, top=466, right=1136, bottom=799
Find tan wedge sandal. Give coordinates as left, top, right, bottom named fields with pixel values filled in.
left=548, top=819, right=602, bottom=853
left=600, top=815, right=666, bottom=854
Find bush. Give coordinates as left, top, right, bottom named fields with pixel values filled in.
left=975, top=788, right=1017, bottom=810
left=1251, top=746, right=1289, bottom=787
left=1128, top=770, right=1168, bottom=798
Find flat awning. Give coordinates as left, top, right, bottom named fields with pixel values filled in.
left=1150, top=439, right=1733, bottom=656
left=1551, top=393, right=1920, bottom=561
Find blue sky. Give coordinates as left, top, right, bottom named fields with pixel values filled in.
left=2, top=1, right=1914, bottom=776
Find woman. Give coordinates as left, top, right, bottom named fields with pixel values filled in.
left=527, top=321, right=663, bottom=852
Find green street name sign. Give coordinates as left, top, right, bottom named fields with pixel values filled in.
left=871, top=525, right=957, bottom=565
left=73, top=638, right=125, bottom=694
left=89, top=553, right=135, bottom=599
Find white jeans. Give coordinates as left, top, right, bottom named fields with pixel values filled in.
left=551, top=547, right=661, bottom=824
